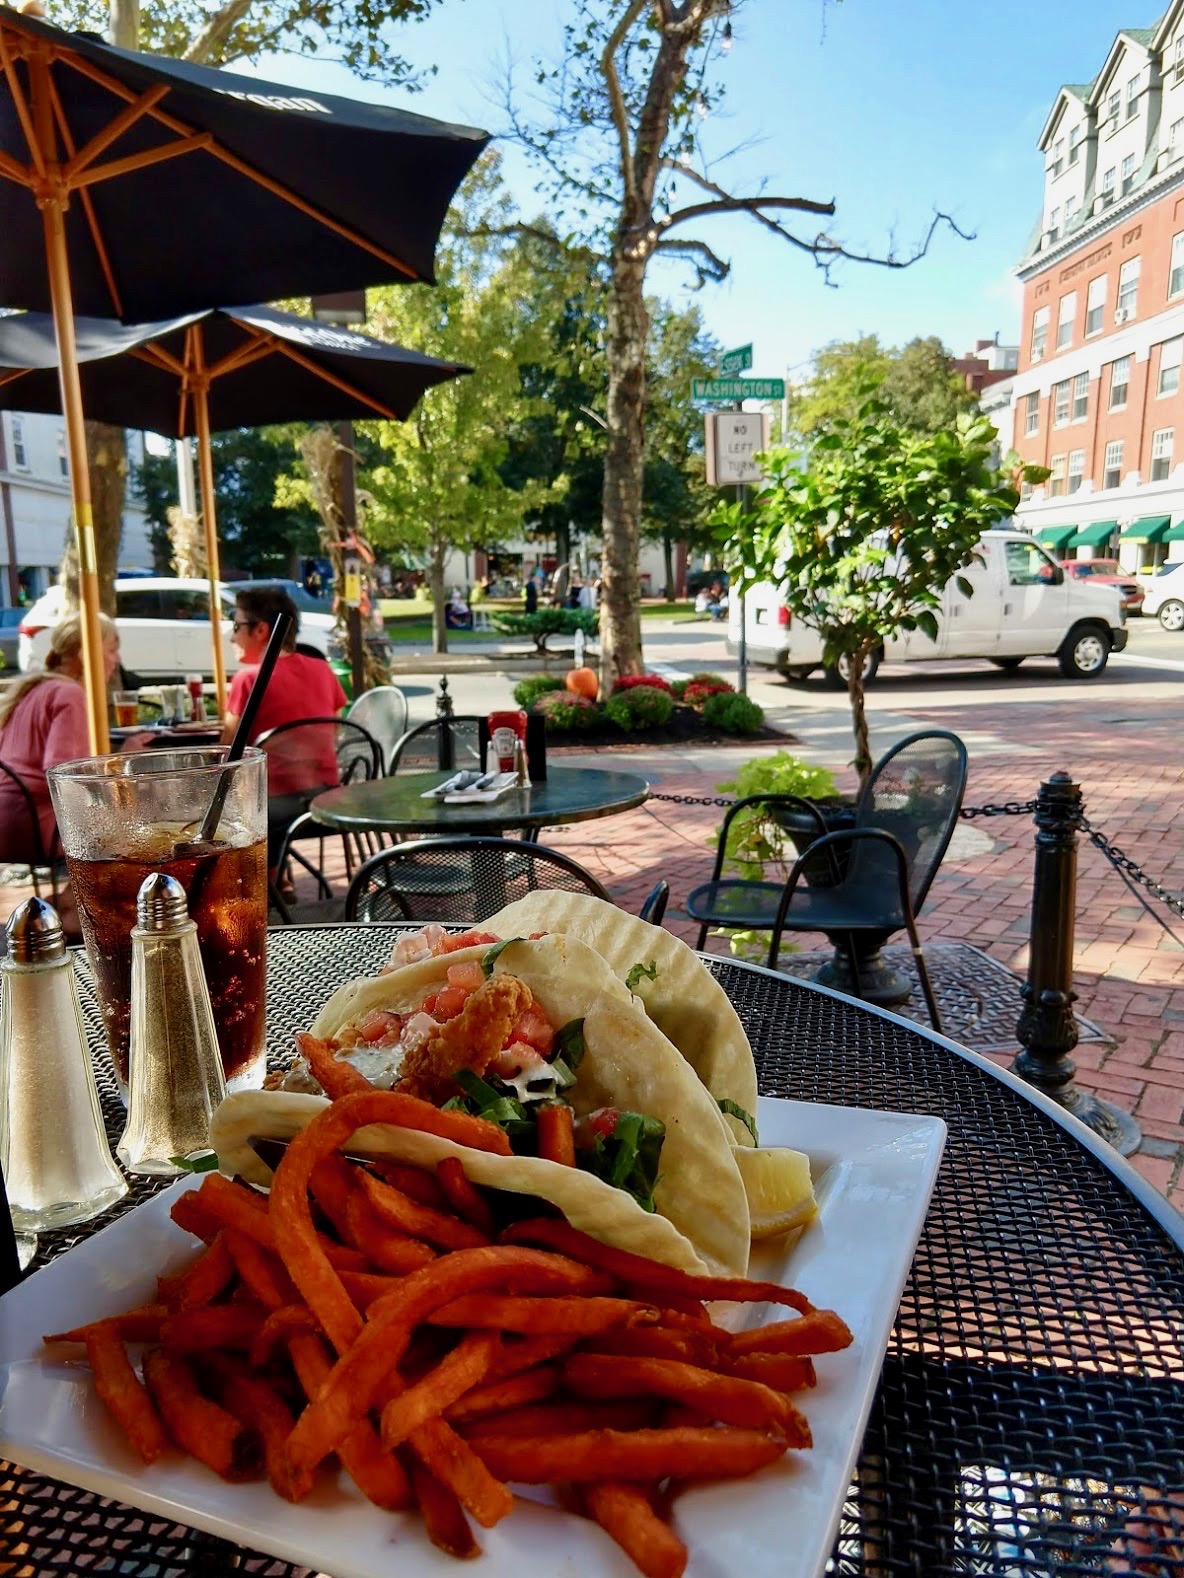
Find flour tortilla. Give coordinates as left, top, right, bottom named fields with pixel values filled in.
left=245, top=934, right=751, bottom=1277
left=485, top=893, right=760, bottom=1145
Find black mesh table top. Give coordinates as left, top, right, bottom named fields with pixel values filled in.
left=4, top=923, right=1184, bottom=1577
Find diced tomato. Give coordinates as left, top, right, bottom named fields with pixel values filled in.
left=506, top=1006, right=555, bottom=1056
left=429, top=985, right=469, bottom=1022
left=585, top=1108, right=620, bottom=1142
left=355, top=1009, right=403, bottom=1044
left=446, top=961, right=486, bottom=994
left=439, top=929, right=500, bottom=954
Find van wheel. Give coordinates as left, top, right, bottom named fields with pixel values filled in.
left=823, top=649, right=880, bottom=690
left=1058, top=625, right=1110, bottom=679
left=781, top=665, right=816, bottom=683
left=1158, top=599, right=1184, bottom=632
left=989, top=658, right=1025, bottom=672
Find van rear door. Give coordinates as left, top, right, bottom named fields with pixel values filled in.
left=995, top=538, right=1069, bottom=656
left=939, top=543, right=1002, bottom=656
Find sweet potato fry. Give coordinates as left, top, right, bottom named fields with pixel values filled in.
left=407, top=1417, right=513, bottom=1529
left=434, top=1157, right=496, bottom=1236
left=357, top=1170, right=490, bottom=1252
left=444, top=1364, right=560, bottom=1424
left=408, top=1453, right=480, bottom=1559
left=224, top=1230, right=296, bottom=1312
left=250, top=1303, right=323, bottom=1369
left=728, top=1310, right=853, bottom=1358
left=44, top=1303, right=167, bottom=1346
left=536, top=1105, right=576, bottom=1167
left=461, top=1399, right=657, bottom=1440
left=287, top=1331, right=412, bottom=1511
left=283, top=1247, right=612, bottom=1482
left=585, top=1481, right=687, bottom=1578
left=337, top=1269, right=403, bottom=1311
left=480, top=1332, right=580, bottom=1383
left=427, top=1294, right=649, bottom=1337
left=201, top=1352, right=301, bottom=1501
left=296, top=1032, right=375, bottom=1098
left=196, top=1171, right=367, bottom=1272
left=370, top=1159, right=448, bottom=1208
left=157, top=1233, right=236, bottom=1311
left=84, top=1324, right=169, bottom=1465
left=588, top=1326, right=721, bottom=1368
left=169, top=1188, right=222, bottom=1243
left=501, top=1219, right=814, bottom=1313
left=469, top=1424, right=789, bottom=1483
left=143, top=1348, right=262, bottom=1481
left=343, top=1190, right=438, bottom=1274
left=307, top=1153, right=359, bottom=1240
left=563, top=1354, right=809, bottom=1439
left=719, top=1353, right=817, bottom=1392
left=160, top=1304, right=268, bottom=1355
left=380, top=1330, right=499, bottom=1449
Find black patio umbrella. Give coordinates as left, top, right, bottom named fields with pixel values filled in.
left=0, top=304, right=469, bottom=708
left=0, top=5, right=488, bottom=748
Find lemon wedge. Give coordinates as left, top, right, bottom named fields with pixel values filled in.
left=733, top=1145, right=818, bottom=1240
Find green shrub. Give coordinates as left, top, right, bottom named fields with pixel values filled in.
left=535, top=690, right=601, bottom=731
left=690, top=671, right=732, bottom=686
left=684, top=677, right=734, bottom=706
left=703, top=691, right=765, bottom=736
left=513, top=674, right=566, bottom=709
left=670, top=678, right=688, bottom=701
left=603, top=685, right=674, bottom=731
left=492, top=608, right=599, bottom=654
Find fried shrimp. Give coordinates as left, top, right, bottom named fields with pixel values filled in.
left=398, top=975, right=534, bottom=1104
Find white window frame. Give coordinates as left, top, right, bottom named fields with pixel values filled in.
left=1176, top=36, right=1184, bottom=81
left=1052, top=137, right=1065, bottom=176
left=9, top=415, right=27, bottom=470
left=1159, top=337, right=1183, bottom=397
left=1057, top=291, right=1075, bottom=349
left=1049, top=454, right=1067, bottom=497
left=1103, top=440, right=1123, bottom=489
left=1102, top=166, right=1117, bottom=201
left=1170, top=232, right=1184, bottom=298
left=1117, top=257, right=1140, bottom=317
left=1108, top=90, right=1120, bottom=125
left=1152, top=427, right=1174, bottom=481
left=1086, top=274, right=1107, bottom=334
left=1031, top=306, right=1050, bottom=362
left=1110, top=354, right=1131, bottom=410
left=1121, top=152, right=1136, bottom=194
left=1067, top=450, right=1085, bottom=493
left=1069, top=125, right=1083, bottom=163
left=1054, top=380, right=1071, bottom=425
left=1048, top=205, right=1060, bottom=239
left=1072, top=371, right=1089, bottom=420
left=1126, top=75, right=1140, bottom=119
left=1024, top=391, right=1039, bottom=436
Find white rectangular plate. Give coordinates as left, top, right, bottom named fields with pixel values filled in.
left=0, top=1097, right=945, bottom=1578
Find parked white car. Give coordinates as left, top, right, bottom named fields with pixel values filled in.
left=728, top=529, right=1127, bottom=684
left=1141, top=561, right=1184, bottom=631
left=18, top=577, right=334, bottom=680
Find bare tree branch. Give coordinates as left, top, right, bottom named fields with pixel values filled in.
left=602, top=0, right=649, bottom=206
left=456, top=221, right=605, bottom=269
left=653, top=234, right=729, bottom=284
left=662, top=191, right=837, bottom=231
left=182, top=0, right=253, bottom=63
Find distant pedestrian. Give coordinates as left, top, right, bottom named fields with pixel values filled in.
left=523, top=579, right=538, bottom=615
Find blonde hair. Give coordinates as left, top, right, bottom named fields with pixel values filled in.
left=0, top=610, right=117, bottom=730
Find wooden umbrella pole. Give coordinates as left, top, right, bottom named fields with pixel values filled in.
left=191, top=345, right=228, bottom=716
left=31, top=57, right=109, bottom=754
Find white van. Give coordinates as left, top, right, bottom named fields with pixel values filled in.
left=728, top=529, right=1128, bottom=685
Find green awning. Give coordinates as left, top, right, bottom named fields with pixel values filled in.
left=1035, top=524, right=1077, bottom=550
left=1162, top=521, right=1184, bottom=542
left=1072, top=520, right=1118, bottom=547
left=1120, top=515, right=1171, bottom=543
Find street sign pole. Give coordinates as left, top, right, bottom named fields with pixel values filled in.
left=734, top=403, right=747, bottom=696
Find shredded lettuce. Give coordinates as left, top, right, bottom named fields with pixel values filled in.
left=481, top=938, right=524, bottom=976
left=717, top=1097, right=759, bottom=1146
left=168, top=1150, right=219, bottom=1173
left=576, top=1111, right=666, bottom=1213
left=553, top=1018, right=586, bottom=1071
left=624, top=960, right=659, bottom=993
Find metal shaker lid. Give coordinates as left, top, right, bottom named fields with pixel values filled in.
left=5, top=895, right=66, bottom=963
left=136, top=873, right=191, bottom=933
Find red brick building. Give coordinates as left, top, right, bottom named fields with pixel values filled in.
left=1011, top=8, right=1184, bottom=572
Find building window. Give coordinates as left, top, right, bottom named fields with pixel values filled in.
left=1065, top=196, right=1079, bottom=229
left=1101, top=166, right=1116, bottom=203
left=10, top=416, right=27, bottom=470
left=1072, top=371, right=1089, bottom=420
left=1051, top=138, right=1064, bottom=176
left=1110, top=354, right=1131, bottom=410
left=1049, top=454, right=1067, bottom=497
left=1121, top=152, right=1136, bottom=194
left=1152, top=427, right=1174, bottom=480
left=1117, top=257, right=1140, bottom=317
left=1086, top=274, right=1107, bottom=334
left=1177, top=36, right=1184, bottom=80
left=1159, top=337, right=1183, bottom=397
left=1070, top=125, right=1083, bottom=164
left=1171, top=233, right=1184, bottom=298
left=56, top=431, right=67, bottom=478
left=1054, top=381, right=1070, bottom=425
left=1048, top=205, right=1060, bottom=239
left=1031, top=306, right=1049, bottom=362
left=1024, top=391, right=1039, bottom=436
left=1057, top=291, right=1076, bottom=349
left=1020, top=479, right=1034, bottom=499
left=1068, top=450, right=1085, bottom=493
left=1108, top=90, right=1120, bottom=125
left=1126, top=75, right=1140, bottom=119
left=1103, top=440, right=1123, bottom=489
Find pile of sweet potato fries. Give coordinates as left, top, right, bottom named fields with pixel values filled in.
left=44, top=1090, right=852, bottom=1578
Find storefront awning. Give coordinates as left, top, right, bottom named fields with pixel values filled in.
left=1035, top=524, right=1077, bottom=550
left=1071, top=520, right=1118, bottom=547
left=1162, top=520, right=1184, bottom=542
left=1119, top=515, right=1171, bottom=543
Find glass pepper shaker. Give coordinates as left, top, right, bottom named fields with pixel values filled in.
left=0, top=896, right=127, bottom=1232
left=117, top=873, right=227, bottom=1176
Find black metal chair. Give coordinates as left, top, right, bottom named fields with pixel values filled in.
left=686, top=731, right=969, bottom=1031
left=388, top=715, right=483, bottom=775
left=0, top=760, right=62, bottom=906
left=344, top=835, right=612, bottom=924
left=345, top=685, right=410, bottom=775
left=639, top=879, right=670, bottom=927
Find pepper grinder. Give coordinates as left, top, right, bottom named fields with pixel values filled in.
left=0, top=897, right=127, bottom=1231
left=117, top=874, right=227, bottom=1176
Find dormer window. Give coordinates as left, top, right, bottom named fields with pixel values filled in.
left=1049, top=205, right=1060, bottom=239
left=1102, top=166, right=1116, bottom=203
left=1126, top=74, right=1140, bottom=120
left=1122, top=153, right=1136, bottom=195
left=1176, top=36, right=1184, bottom=82
left=1069, top=125, right=1083, bottom=164
left=1107, top=90, right=1120, bottom=125
left=1052, top=137, right=1064, bottom=176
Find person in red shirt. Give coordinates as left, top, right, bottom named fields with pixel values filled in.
left=221, top=586, right=347, bottom=884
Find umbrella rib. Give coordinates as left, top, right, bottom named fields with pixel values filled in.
left=46, top=74, right=125, bottom=321
left=0, top=26, right=46, bottom=179
left=267, top=337, right=403, bottom=420
left=0, top=149, right=27, bottom=185
left=71, top=134, right=215, bottom=191
left=130, top=343, right=187, bottom=377
left=64, top=83, right=170, bottom=180
left=205, top=337, right=274, bottom=380
left=63, top=50, right=418, bottom=281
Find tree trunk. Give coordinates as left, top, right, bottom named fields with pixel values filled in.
left=429, top=547, right=448, bottom=655
left=599, top=255, right=648, bottom=689
left=662, top=531, right=675, bottom=601
left=59, top=421, right=126, bottom=616
left=108, top=0, right=139, bottom=50
left=556, top=520, right=571, bottom=582
left=846, top=643, right=874, bottom=785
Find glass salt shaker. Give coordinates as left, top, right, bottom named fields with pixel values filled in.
left=0, top=897, right=127, bottom=1231
left=117, top=874, right=227, bottom=1176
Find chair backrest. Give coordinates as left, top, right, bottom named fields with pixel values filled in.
left=346, top=686, right=410, bottom=773
left=254, top=716, right=382, bottom=795
left=345, top=835, right=612, bottom=924
left=852, top=730, right=968, bottom=911
left=0, top=759, right=52, bottom=868
left=388, top=715, right=483, bottom=775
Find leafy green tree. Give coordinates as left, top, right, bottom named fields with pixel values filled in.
left=715, top=390, right=1037, bottom=781
left=790, top=335, right=974, bottom=442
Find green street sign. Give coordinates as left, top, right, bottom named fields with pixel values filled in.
left=692, top=376, right=785, bottom=401
left=719, top=343, right=752, bottom=375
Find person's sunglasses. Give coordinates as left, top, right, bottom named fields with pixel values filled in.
left=231, top=618, right=257, bottom=632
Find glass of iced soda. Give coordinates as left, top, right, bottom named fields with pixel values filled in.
left=48, top=747, right=267, bottom=1100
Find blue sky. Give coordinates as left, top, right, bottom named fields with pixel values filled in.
left=240, top=1, right=1153, bottom=380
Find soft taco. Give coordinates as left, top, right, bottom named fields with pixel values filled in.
left=213, top=934, right=751, bottom=1277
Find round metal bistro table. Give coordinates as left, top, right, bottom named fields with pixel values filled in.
left=4, top=924, right=1184, bottom=1578
left=308, top=763, right=650, bottom=838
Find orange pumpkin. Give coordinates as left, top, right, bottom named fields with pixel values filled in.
left=565, top=667, right=599, bottom=701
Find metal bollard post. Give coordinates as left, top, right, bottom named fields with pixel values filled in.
left=435, top=676, right=454, bottom=771
left=1012, top=771, right=1140, bottom=1154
